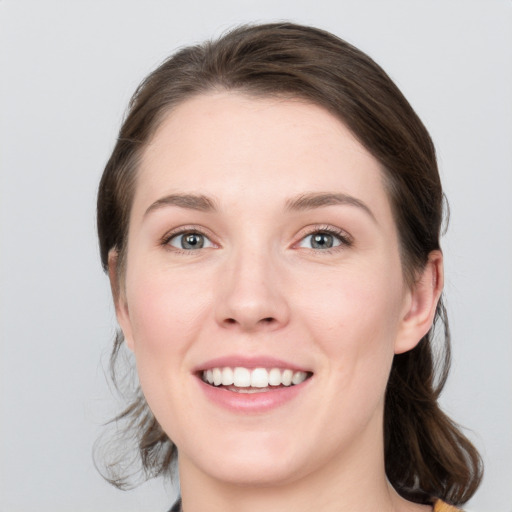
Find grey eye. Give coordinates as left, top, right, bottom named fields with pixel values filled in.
left=299, top=232, right=342, bottom=250
left=169, top=232, right=212, bottom=250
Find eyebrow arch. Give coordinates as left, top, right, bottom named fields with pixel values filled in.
left=285, top=192, right=376, bottom=222
left=144, top=194, right=217, bottom=216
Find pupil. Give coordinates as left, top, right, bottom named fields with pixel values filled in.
left=183, top=233, right=204, bottom=249
left=312, top=233, right=333, bottom=249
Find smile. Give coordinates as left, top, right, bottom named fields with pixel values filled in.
left=201, top=367, right=311, bottom=392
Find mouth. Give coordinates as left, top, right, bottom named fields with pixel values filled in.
left=200, top=366, right=313, bottom=393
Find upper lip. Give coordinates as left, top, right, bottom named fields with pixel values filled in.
left=193, top=355, right=311, bottom=373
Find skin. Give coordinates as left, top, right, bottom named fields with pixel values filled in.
left=110, top=92, right=443, bottom=512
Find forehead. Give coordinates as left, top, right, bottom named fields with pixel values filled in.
left=134, top=92, right=391, bottom=219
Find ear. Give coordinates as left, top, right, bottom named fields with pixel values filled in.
left=108, top=249, right=135, bottom=351
left=394, top=250, right=444, bottom=354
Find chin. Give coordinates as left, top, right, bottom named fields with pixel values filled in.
left=180, top=430, right=311, bottom=487
left=203, top=455, right=304, bottom=487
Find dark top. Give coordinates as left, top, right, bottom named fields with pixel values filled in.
left=168, top=498, right=182, bottom=512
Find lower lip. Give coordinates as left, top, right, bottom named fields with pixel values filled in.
left=197, top=377, right=311, bottom=413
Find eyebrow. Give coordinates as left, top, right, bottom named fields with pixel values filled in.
left=285, top=192, right=376, bottom=222
left=144, top=194, right=217, bottom=216
left=144, top=191, right=376, bottom=222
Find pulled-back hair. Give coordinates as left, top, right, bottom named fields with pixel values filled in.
left=96, top=22, right=482, bottom=505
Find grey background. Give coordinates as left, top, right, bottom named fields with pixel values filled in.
left=1, top=1, right=511, bottom=511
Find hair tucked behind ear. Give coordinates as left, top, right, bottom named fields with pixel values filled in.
left=96, top=22, right=482, bottom=503
left=385, top=301, right=482, bottom=504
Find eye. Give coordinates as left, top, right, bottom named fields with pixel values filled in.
left=167, top=231, right=214, bottom=250
left=297, top=229, right=350, bottom=250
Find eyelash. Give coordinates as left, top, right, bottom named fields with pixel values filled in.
left=160, top=225, right=216, bottom=255
left=160, top=224, right=353, bottom=254
left=295, top=225, right=353, bottom=253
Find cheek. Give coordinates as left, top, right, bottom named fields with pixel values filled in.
left=122, top=265, right=215, bottom=432
left=299, top=262, right=405, bottom=384
left=124, top=264, right=212, bottom=372
left=302, top=262, right=404, bottom=335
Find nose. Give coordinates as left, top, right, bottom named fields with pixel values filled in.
left=215, top=246, right=290, bottom=332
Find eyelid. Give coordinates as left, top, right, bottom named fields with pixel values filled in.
left=160, top=225, right=219, bottom=250
left=159, top=223, right=352, bottom=252
left=293, top=224, right=353, bottom=250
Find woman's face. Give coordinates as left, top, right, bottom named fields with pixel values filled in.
left=114, top=92, right=426, bottom=487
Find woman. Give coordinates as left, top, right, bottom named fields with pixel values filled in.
left=96, top=23, right=482, bottom=511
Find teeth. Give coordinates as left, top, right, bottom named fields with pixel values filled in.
left=282, top=369, right=293, bottom=386
left=233, top=367, right=251, bottom=387
left=292, top=371, right=307, bottom=385
left=221, top=367, right=234, bottom=386
left=268, top=368, right=282, bottom=386
left=202, top=367, right=310, bottom=388
left=212, top=368, right=222, bottom=386
left=251, top=368, right=268, bottom=388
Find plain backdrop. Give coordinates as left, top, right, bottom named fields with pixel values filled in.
left=1, top=1, right=511, bottom=511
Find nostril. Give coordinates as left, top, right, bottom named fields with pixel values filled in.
left=222, top=316, right=276, bottom=327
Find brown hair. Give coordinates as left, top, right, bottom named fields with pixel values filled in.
left=96, top=22, right=482, bottom=505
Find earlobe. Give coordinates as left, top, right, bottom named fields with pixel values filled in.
left=108, top=249, right=135, bottom=351
left=395, top=250, right=444, bottom=354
